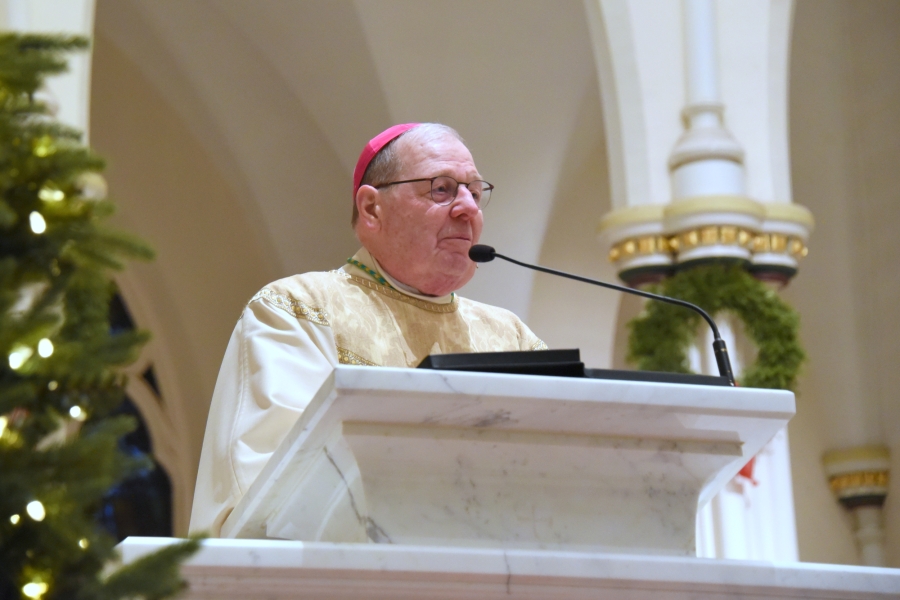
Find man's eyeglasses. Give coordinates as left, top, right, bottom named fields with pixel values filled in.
left=374, top=176, right=493, bottom=209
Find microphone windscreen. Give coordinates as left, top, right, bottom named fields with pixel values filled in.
left=468, top=244, right=496, bottom=263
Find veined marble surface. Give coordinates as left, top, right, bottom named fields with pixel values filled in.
left=119, top=538, right=900, bottom=600
left=222, top=367, right=794, bottom=556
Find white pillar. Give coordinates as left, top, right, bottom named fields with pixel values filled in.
left=823, top=446, right=890, bottom=567
left=589, top=2, right=806, bottom=559
left=593, top=0, right=812, bottom=284
left=666, top=0, right=752, bottom=263
left=673, top=0, right=744, bottom=197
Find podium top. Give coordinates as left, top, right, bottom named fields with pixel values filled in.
left=288, top=367, right=794, bottom=443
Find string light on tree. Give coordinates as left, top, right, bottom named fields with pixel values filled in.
left=75, top=171, right=107, bottom=201
left=22, top=582, right=48, bottom=600
left=37, top=338, right=54, bottom=358
left=38, top=182, right=64, bottom=202
left=0, top=33, right=198, bottom=597
left=8, top=346, right=33, bottom=370
left=29, top=211, right=46, bottom=233
left=32, top=134, right=55, bottom=157
left=26, top=500, right=45, bottom=521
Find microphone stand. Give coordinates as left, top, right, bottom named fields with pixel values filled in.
left=470, top=245, right=736, bottom=386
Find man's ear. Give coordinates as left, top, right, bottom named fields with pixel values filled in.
left=355, top=185, right=382, bottom=231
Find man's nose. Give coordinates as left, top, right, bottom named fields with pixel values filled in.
left=449, top=185, right=480, bottom=218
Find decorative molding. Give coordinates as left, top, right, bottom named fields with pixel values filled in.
left=762, top=202, right=815, bottom=230
left=598, top=197, right=813, bottom=285
left=597, top=205, right=673, bottom=286
left=664, top=195, right=765, bottom=220
left=824, top=446, right=891, bottom=467
left=822, top=445, right=890, bottom=507
left=822, top=445, right=890, bottom=566
left=751, top=233, right=808, bottom=258
left=604, top=227, right=807, bottom=267
left=597, top=204, right=666, bottom=232
left=608, top=235, right=672, bottom=262
left=668, top=121, right=745, bottom=170
left=828, top=471, right=889, bottom=499
left=669, top=226, right=755, bottom=252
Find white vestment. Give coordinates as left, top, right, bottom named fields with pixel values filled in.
left=189, top=249, right=546, bottom=535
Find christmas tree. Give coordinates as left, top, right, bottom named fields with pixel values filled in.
left=0, top=34, right=198, bottom=599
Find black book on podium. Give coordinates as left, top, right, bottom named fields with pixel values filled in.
left=417, top=348, right=730, bottom=387
left=417, top=348, right=584, bottom=378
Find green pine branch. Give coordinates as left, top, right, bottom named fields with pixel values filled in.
left=627, top=264, right=805, bottom=390
left=0, top=33, right=198, bottom=600
left=628, top=264, right=806, bottom=389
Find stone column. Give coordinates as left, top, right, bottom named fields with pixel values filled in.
left=664, top=0, right=759, bottom=270
left=587, top=0, right=807, bottom=560
left=592, top=0, right=813, bottom=286
left=823, top=446, right=891, bottom=566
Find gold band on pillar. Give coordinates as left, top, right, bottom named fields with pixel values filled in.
left=822, top=446, right=890, bottom=566
left=823, top=446, right=891, bottom=509
left=608, top=235, right=672, bottom=262
left=607, top=228, right=809, bottom=261
left=751, top=233, right=809, bottom=258
left=598, top=198, right=814, bottom=285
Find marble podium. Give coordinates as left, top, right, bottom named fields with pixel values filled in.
left=221, top=366, right=793, bottom=556
left=120, top=367, right=900, bottom=598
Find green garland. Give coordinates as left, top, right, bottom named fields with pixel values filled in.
left=627, top=264, right=804, bottom=390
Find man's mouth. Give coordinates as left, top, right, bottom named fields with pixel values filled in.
left=442, top=233, right=472, bottom=243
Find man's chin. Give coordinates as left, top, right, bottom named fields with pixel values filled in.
left=419, top=259, right=476, bottom=296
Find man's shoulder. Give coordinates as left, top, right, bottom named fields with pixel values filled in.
left=260, top=270, right=348, bottom=296
left=247, top=270, right=351, bottom=324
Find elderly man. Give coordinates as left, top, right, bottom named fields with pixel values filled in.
left=190, top=123, right=546, bottom=536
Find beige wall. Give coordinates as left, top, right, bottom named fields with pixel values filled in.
left=529, top=71, right=619, bottom=369
left=787, top=0, right=900, bottom=566
left=91, top=31, right=279, bottom=525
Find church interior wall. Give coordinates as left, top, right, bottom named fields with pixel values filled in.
left=79, top=0, right=900, bottom=565
left=89, top=30, right=277, bottom=527
left=527, top=73, right=619, bottom=370
left=786, top=0, right=900, bottom=566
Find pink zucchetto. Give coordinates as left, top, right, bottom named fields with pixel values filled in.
left=352, top=123, right=420, bottom=198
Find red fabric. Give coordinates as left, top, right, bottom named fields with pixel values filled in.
left=738, top=456, right=758, bottom=485
left=352, top=123, right=420, bottom=198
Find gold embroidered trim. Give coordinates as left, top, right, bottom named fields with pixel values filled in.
left=251, top=288, right=330, bottom=326
left=337, top=271, right=459, bottom=314
left=338, top=347, right=377, bottom=366
left=532, top=340, right=549, bottom=351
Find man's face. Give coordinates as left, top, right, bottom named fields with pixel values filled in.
left=370, top=133, right=484, bottom=296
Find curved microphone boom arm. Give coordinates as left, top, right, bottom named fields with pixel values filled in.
left=468, top=244, right=735, bottom=386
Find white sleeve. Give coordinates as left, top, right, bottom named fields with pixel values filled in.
left=189, top=296, right=337, bottom=536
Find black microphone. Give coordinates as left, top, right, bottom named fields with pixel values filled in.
left=469, top=244, right=735, bottom=386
